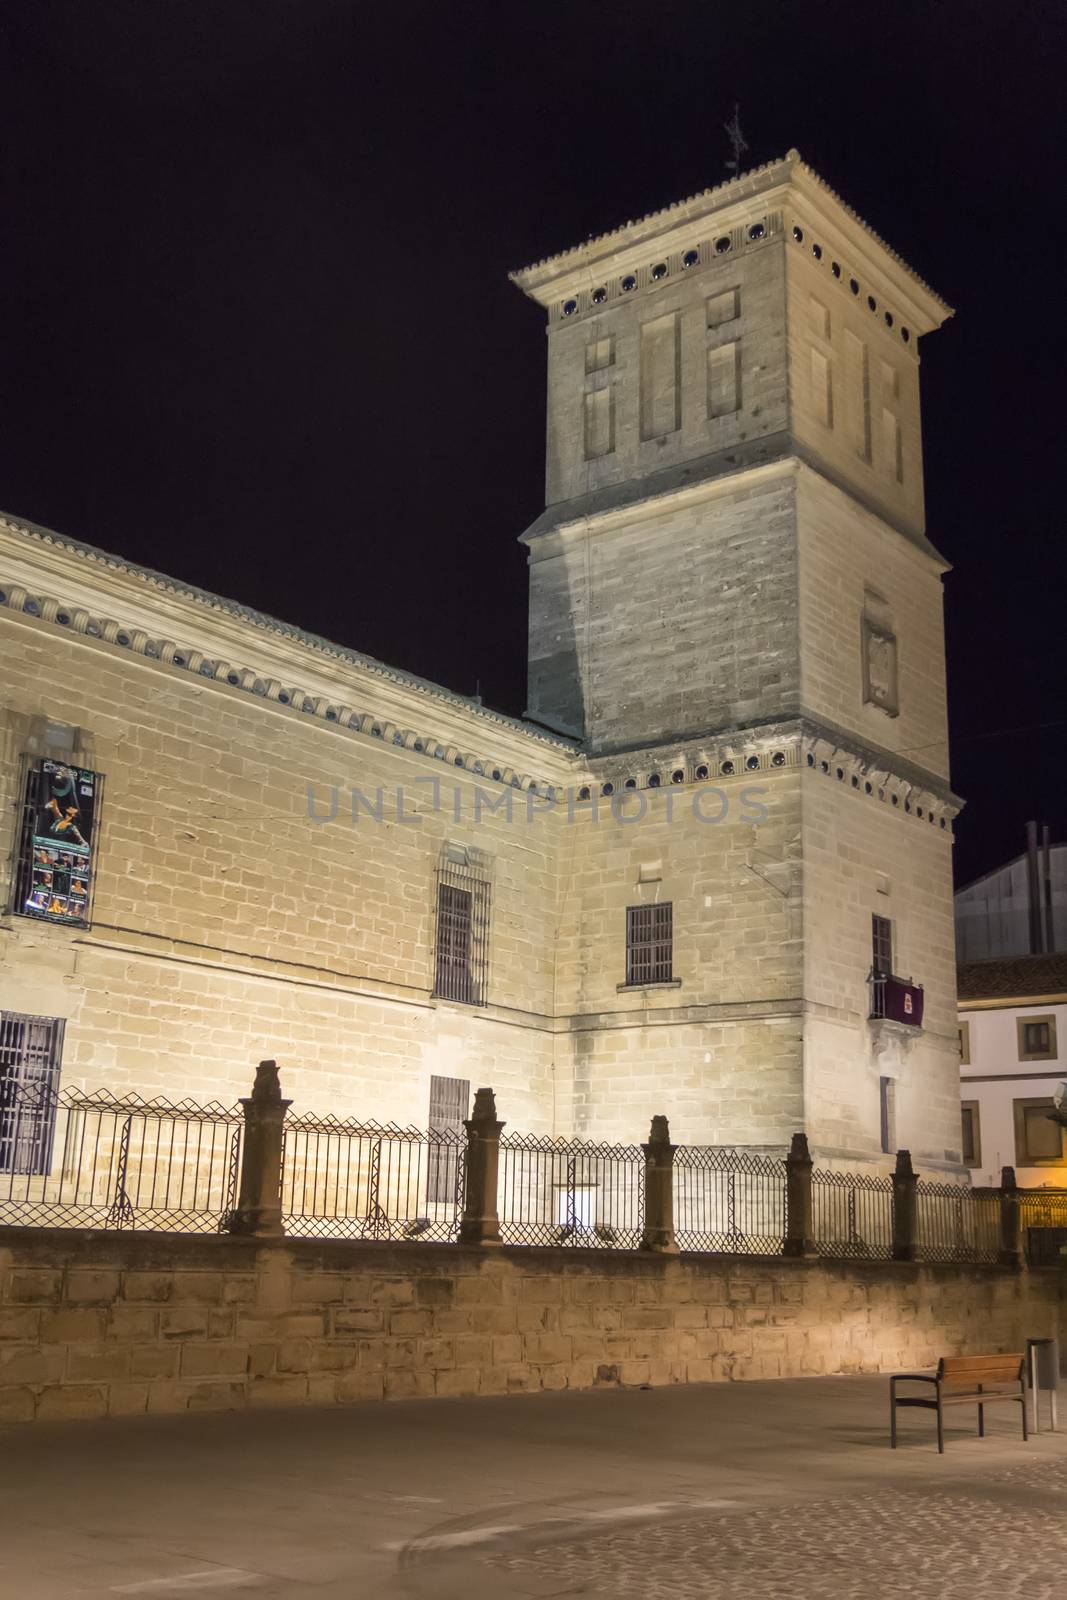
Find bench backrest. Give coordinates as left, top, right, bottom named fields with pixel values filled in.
left=937, top=1353, right=1024, bottom=1389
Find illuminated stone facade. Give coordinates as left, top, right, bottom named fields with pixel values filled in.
left=0, top=153, right=963, bottom=1168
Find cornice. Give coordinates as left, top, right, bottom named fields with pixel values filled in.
left=511, top=150, right=951, bottom=331
left=0, top=530, right=580, bottom=799
left=562, top=718, right=958, bottom=831
left=0, top=510, right=576, bottom=767
left=523, top=451, right=945, bottom=572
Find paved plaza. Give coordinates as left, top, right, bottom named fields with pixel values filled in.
left=1, top=1374, right=1065, bottom=1597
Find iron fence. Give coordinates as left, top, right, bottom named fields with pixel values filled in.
left=674, top=1147, right=786, bottom=1254
left=0, top=1077, right=1034, bottom=1270
left=1020, top=1190, right=1067, bottom=1267
left=811, top=1168, right=894, bottom=1260
left=915, top=1178, right=1000, bottom=1265
left=281, top=1114, right=465, bottom=1242
left=497, top=1131, right=644, bottom=1248
left=0, top=1083, right=242, bottom=1232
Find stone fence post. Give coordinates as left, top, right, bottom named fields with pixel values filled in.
left=459, top=1087, right=504, bottom=1246
left=891, top=1149, right=918, bottom=1262
left=999, top=1164, right=1023, bottom=1269
left=225, top=1060, right=291, bottom=1239
left=784, top=1132, right=815, bottom=1258
left=640, top=1115, right=678, bottom=1254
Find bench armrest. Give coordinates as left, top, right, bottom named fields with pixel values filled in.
left=890, top=1372, right=937, bottom=1385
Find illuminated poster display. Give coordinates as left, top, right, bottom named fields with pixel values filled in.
left=19, top=761, right=98, bottom=926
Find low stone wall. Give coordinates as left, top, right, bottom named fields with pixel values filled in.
left=0, top=1229, right=1061, bottom=1422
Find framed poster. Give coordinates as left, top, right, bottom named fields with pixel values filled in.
left=15, top=760, right=100, bottom=927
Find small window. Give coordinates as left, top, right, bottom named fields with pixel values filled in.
left=625, top=903, right=673, bottom=986
left=432, top=850, right=490, bottom=1005
left=427, top=1074, right=469, bottom=1204
left=1017, top=1015, right=1057, bottom=1062
left=961, top=1101, right=981, bottom=1168
left=958, top=1021, right=971, bottom=1066
left=0, top=1013, right=65, bottom=1176
left=13, top=759, right=101, bottom=927
left=872, top=914, right=893, bottom=978
left=1014, top=1098, right=1066, bottom=1166
left=879, top=1076, right=896, bottom=1154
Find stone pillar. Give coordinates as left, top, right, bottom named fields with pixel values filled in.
left=891, top=1149, right=918, bottom=1262
left=459, top=1087, right=504, bottom=1246
left=999, top=1164, right=1023, bottom=1269
left=640, top=1115, right=679, bottom=1254
left=225, top=1061, right=292, bottom=1239
left=784, top=1132, right=815, bottom=1258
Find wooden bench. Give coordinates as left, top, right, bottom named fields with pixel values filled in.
left=890, top=1354, right=1027, bottom=1452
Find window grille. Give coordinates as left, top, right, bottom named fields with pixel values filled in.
left=11, top=757, right=102, bottom=928
left=0, top=1013, right=65, bottom=1176
left=626, top=902, right=673, bottom=986
left=427, top=1074, right=469, bottom=1204
left=432, top=852, right=490, bottom=1005
left=871, top=913, right=893, bottom=977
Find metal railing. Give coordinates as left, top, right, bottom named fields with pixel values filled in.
left=1020, top=1190, right=1067, bottom=1267
left=674, top=1146, right=786, bottom=1254
left=0, top=1071, right=1028, bottom=1269
left=915, top=1178, right=1000, bottom=1265
left=0, top=1084, right=242, bottom=1233
left=497, top=1131, right=644, bottom=1248
left=812, top=1168, right=894, bottom=1260
left=281, top=1113, right=465, bottom=1242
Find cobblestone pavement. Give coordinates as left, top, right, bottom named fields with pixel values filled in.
left=484, top=1459, right=1067, bottom=1600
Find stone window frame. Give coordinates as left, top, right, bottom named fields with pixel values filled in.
left=1012, top=1096, right=1067, bottom=1168
left=1016, top=1014, right=1057, bottom=1063
left=431, top=845, right=492, bottom=1007
left=960, top=1100, right=981, bottom=1168
left=958, top=1020, right=971, bottom=1066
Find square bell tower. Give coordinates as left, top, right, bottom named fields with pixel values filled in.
left=512, top=149, right=951, bottom=763
left=513, top=152, right=966, bottom=1173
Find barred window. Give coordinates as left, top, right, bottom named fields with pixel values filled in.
left=626, top=902, right=673, bottom=986
left=432, top=848, right=490, bottom=1005
left=427, top=1073, right=469, bottom=1205
left=872, top=913, right=893, bottom=977
left=12, top=758, right=102, bottom=928
left=0, top=1013, right=65, bottom=1176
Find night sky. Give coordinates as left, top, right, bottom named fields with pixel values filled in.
left=2, top=1, right=1063, bottom=888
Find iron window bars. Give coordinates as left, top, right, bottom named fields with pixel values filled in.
left=432, top=854, right=490, bottom=1005
left=0, top=1013, right=65, bottom=1176
left=427, top=1075, right=469, bottom=1204
left=625, top=902, right=673, bottom=986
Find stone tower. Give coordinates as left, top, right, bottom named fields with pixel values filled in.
left=512, top=152, right=964, bottom=1169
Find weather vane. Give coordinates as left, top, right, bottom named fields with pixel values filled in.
left=724, top=104, right=748, bottom=178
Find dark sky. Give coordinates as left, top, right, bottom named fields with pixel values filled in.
left=2, top=1, right=1064, bottom=887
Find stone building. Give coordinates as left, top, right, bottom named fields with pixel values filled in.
left=0, top=151, right=963, bottom=1171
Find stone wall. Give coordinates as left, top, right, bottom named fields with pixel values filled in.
left=1, top=1229, right=1060, bottom=1424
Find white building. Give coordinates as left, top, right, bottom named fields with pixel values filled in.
left=958, top=954, right=1067, bottom=1188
